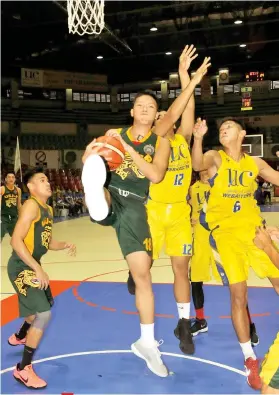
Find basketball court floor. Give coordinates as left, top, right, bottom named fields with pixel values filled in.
left=1, top=206, right=279, bottom=394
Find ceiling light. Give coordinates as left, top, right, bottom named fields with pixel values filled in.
left=150, top=25, right=158, bottom=32
left=97, top=55, right=103, bottom=59
left=234, top=19, right=243, bottom=25
left=239, top=44, right=247, bottom=48
left=165, top=52, right=172, bottom=55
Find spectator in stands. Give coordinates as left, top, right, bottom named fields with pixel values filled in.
left=255, top=178, right=264, bottom=206
left=262, top=182, right=273, bottom=205
left=65, top=189, right=79, bottom=217
left=74, top=190, right=84, bottom=215
left=54, top=193, right=69, bottom=213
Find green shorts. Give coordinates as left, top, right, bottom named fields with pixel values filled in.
left=1, top=216, right=17, bottom=241
left=8, top=257, right=53, bottom=317
left=95, top=187, right=152, bottom=258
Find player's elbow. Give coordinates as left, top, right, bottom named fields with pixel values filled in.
left=192, top=162, right=203, bottom=172
left=151, top=174, right=164, bottom=184
left=10, top=236, right=17, bottom=249
left=150, top=168, right=166, bottom=184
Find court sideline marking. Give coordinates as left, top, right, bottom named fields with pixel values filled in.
left=0, top=349, right=246, bottom=377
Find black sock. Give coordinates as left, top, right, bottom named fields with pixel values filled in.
left=16, top=321, right=31, bottom=340
left=20, top=346, right=36, bottom=370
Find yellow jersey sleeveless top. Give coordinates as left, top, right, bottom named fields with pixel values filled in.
left=191, top=181, right=210, bottom=222
left=205, top=150, right=260, bottom=229
left=149, top=134, right=192, bottom=204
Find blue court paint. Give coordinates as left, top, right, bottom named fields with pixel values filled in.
left=2, top=284, right=278, bottom=394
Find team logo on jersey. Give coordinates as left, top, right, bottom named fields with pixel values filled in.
left=143, top=144, right=155, bottom=155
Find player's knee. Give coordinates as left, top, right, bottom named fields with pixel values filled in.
left=26, top=315, right=36, bottom=324
left=32, top=310, right=51, bottom=331
left=230, top=284, right=247, bottom=308
left=231, top=291, right=247, bottom=308
left=132, top=270, right=152, bottom=289
left=171, top=257, right=190, bottom=277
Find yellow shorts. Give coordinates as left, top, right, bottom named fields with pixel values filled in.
left=260, top=332, right=279, bottom=389
left=210, top=225, right=279, bottom=285
left=146, top=200, right=192, bottom=260
left=190, top=223, right=221, bottom=283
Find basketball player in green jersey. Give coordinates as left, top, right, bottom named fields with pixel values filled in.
left=7, top=168, right=76, bottom=389
left=82, top=56, right=210, bottom=378
left=1, top=171, right=22, bottom=241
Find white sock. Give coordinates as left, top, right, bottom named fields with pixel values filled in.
left=140, top=323, right=155, bottom=346
left=239, top=341, right=256, bottom=360
left=177, top=303, right=190, bottom=319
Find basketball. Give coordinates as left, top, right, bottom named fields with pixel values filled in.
left=94, top=135, right=125, bottom=171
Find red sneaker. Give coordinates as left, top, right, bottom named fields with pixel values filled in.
left=244, top=357, right=262, bottom=390
left=13, top=363, right=47, bottom=389
left=8, top=334, right=26, bottom=346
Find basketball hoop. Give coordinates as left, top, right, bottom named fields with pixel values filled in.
left=67, top=0, right=105, bottom=36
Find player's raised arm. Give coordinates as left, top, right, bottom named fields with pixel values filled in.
left=191, top=119, right=219, bottom=171
left=122, top=137, right=170, bottom=184
left=177, top=45, right=197, bottom=144
left=11, top=199, right=49, bottom=290
left=254, top=157, right=279, bottom=186
left=154, top=57, right=211, bottom=137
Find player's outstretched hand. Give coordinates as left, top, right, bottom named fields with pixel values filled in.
left=254, top=226, right=273, bottom=250
left=179, top=44, right=198, bottom=73
left=193, top=118, right=208, bottom=140
left=192, top=57, right=211, bottom=85
left=64, top=242, right=77, bottom=257
left=82, top=139, right=106, bottom=164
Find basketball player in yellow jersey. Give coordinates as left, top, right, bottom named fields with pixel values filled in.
left=190, top=171, right=259, bottom=345
left=127, top=46, right=208, bottom=355
left=253, top=227, right=279, bottom=394
left=189, top=170, right=216, bottom=335
left=192, top=117, right=279, bottom=390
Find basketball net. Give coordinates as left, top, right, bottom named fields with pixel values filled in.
left=67, top=0, right=105, bottom=36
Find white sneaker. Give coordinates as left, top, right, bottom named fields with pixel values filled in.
left=81, top=154, right=109, bottom=221
left=131, top=339, right=168, bottom=377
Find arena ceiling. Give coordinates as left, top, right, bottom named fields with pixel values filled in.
left=2, top=1, right=279, bottom=84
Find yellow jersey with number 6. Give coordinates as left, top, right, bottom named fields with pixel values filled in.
left=205, top=150, right=260, bottom=229
left=149, top=134, right=192, bottom=204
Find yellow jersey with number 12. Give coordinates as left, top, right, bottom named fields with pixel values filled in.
left=149, top=134, right=192, bottom=204
left=205, top=150, right=260, bottom=229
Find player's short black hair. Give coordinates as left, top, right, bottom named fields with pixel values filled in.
left=133, top=90, right=159, bottom=108
left=23, top=167, right=45, bottom=186
left=5, top=171, right=16, bottom=177
left=218, top=117, right=245, bottom=131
